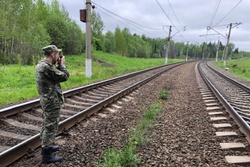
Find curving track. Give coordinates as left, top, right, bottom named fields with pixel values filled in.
left=0, top=62, right=183, bottom=167
left=2, top=60, right=250, bottom=166
left=198, top=61, right=250, bottom=165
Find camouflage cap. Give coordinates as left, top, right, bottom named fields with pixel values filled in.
left=42, top=45, right=62, bottom=53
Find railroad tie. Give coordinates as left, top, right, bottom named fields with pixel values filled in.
left=215, top=131, right=238, bottom=137
left=122, top=97, right=131, bottom=102
left=3, top=119, right=40, bottom=131
left=226, top=156, right=250, bottom=165
left=220, top=143, right=245, bottom=150
left=60, top=108, right=78, bottom=115
left=74, top=95, right=98, bottom=103
left=0, top=130, right=31, bottom=140
left=206, top=106, right=221, bottom=111
left=208, top=112, right=224, bottom=115
left=111, top=104, right=122, bottom=109
left=81, top=94, right=104, bottom=100
left=204, top=99, right=217, bottom=103
left=22, top=113, right=43, bottom=122
left=116, top=100, right=123, bottom=105
left=88, top=91, right=108, bottom=97
left=203, top=97, right=216, bottom=100
left=210, top=117, right=227, bottom=121
left=213, top=123, right=232, bottom=128
left=205, top=103, right=220, bottom=107
left=106, top=108, right=117, bottom=113
left=64, top=103, right=86, bottom=110
left=65, top=98, right=93, bottom=106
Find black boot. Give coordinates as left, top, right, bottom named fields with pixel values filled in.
left=51, top=145, right=60, bottom=152
left=41, top=147, right=63, bottom=164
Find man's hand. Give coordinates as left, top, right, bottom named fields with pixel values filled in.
left=59, top=56, right=65, bottom=65
left=56, top=56, right=65, bottom=68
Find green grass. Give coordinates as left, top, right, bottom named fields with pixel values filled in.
left=158, top=90, right=169, bottom=100
left=0, top=51, right=183, bottom=107
left=98, top=103, right=163, bottom=167
left=213, top=58, right=250, bottom=82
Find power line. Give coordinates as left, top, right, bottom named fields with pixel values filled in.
left=167, top=0, right=181, bottom=26
left=209, top=0, right=221, bottom=27
left=92, top=2, right=164, bottom=38
left=213, top=0, right=242, bottom=27
left=93, top=7, right=134, bottom=31
left=155, top=0, right=176, bottom=28
left=95, top=7, right=158, bottom=38
left=92, top=2, right=163, bottom=31
left=166, top=0, right=184, bottom=38
left=156, top=0, right=186, bottom=40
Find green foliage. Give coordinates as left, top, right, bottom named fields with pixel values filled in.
left=98, top=103, right=162, bottom=167
left=158, top=90, right=168, bottom=100
left=115, top=27, right=128, bottom=56
left=98, top=145, right=139, bottom=167
left=0, top=51, right=182, bottom=107
left=91, top=11, right=105, bottom=51
left=0, top=0, right=84, bottom=65
left=91, top=11, right=104, bottom=38
left=103, top=31, right=116, bottom=53
left=213, top=58, right=250, bottom=82
left=158, top=85, right=172, bottom=100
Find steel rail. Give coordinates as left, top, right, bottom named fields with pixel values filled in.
left=198, top=62, right=250, bottom=142
left=0, top=62, right=181, bottom=167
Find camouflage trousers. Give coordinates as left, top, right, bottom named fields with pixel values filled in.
left=40, top=108, right=60, bottom=148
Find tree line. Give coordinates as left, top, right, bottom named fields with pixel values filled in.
left=0, top=0, right=239, bottom=65
left=0, top=0, right=84, bottom=65
left=92, top=10, right=240, bottom=60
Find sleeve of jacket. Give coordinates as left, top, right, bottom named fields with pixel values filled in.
left=46, top=64, right=70, bottom=82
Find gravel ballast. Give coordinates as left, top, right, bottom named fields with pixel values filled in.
left=10, top=62, right=247, bottom=167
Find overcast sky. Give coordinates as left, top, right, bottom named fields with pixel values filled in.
left=52, top=0, right=250, bottom=51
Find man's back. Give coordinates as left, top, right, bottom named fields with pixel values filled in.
left=35, top=59, right=69, bottom=111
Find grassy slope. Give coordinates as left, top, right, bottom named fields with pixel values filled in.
left=0, top=51, right=182, bottom=107
left=213, top=58, right=250, bottom=82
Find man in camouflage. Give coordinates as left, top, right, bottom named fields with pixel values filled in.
left=35, top=45, right=69, bottom=164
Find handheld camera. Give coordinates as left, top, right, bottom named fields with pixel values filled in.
left=57, top=49, right=63, bottom=67
left=59, top=49, right=63, bottom=58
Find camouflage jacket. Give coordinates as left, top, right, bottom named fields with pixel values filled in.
left=35, top=59, right=69, bottom=111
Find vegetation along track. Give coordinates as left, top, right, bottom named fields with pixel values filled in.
left=198, top=61, right=250, bottom=165
left=0, top=62, right=183, bottom=167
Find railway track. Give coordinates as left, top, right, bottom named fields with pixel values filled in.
left=197, top=61, right=250, bottom=165
left=3, top=60, right=250, bottom=166
left=0, top=62, right=183, bottom=167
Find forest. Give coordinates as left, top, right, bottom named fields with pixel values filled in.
left=0, top=0, right=240, bottom=65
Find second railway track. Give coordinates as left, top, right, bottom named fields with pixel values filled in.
left=198, top=61, right=250, bottom=165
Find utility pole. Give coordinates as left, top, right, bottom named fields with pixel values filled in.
left=85, top=0, right=92, bottom=77
left=186, top=41, right=189, bottom=61
left=241, top=51, right=244, bottom=60
left=215, top=40, right=220, bottom=62
left=223, top=23, right=232, bottom=66
left=165, top=25, right=172, bottom=64
left=202, top=43, right=205, bottom=60
left=221, top=46, right=225, bottom=61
